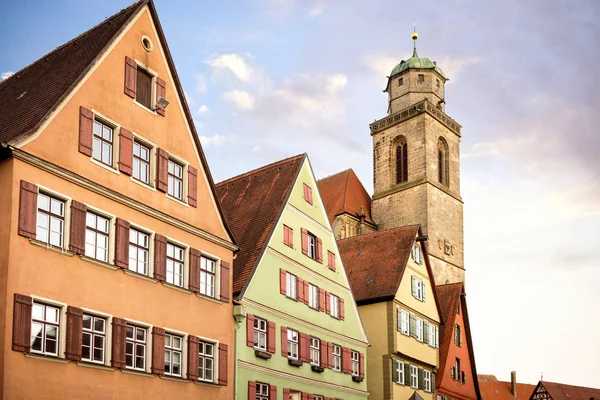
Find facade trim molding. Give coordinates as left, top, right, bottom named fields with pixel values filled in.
left=372, top=178, right=463, bottom=204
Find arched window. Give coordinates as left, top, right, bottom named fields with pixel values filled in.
left=395, top=137, right=408, bottom=184
left=437, top=137, right=449, bottom=187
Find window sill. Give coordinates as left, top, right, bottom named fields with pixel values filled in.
left=90, top=157, right=120, bottom=175
left=80, top=255, right=119, bottom=271
left=311, top=365, right=325, bottom=373
left=133, top=99, right=158, bottom=116
left=288, top=358, right=303, bottom=367
left=123, top=269, right=158, bottom=283
left=160, top=374, right=189, bottom=383
left=121, top=369, right=155, bottom=378
left=76, top=361, right=114, bottom=371
left=352, top=376, right=364, bottom=383
left=254, top=349, right=272, bottom=360
left=193, top=379, right=219, bottom=387
left=285, top=295, right=298, bottom=302
left=24, top=353, right=69, bottom=364
left=196, top=293, right=223, bottom=304
left=29, top=239, right=74, bottom=256
left=162, top=281, right=192, bottom=294
left=166, top=194, right=190, bottom=208
left=130, top=176, right=156, bottom=192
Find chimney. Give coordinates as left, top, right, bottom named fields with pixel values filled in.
left=511, top=371, right=517, bottom=397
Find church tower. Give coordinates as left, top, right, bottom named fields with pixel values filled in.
left=370, top=30, right=465, bottom=284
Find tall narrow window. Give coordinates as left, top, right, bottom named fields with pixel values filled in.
left=395, top=138, right=408, bottom=184
left=287, top=329, right=299, bottom=359
left=256, top=383, right=270, bottom=400
left=92, top=119, right=113, bottom=167
left=36, top=193, right=65, bottom=247
left=410, top=364, right=419, bottom=388
left=31, top=302, right=60, bottom=356
left=128, top=229, right=149, bottom=275
left=166, top=243, right=184, bottom=287
left=254, top=318, right=267, bottom=351
left=332, top=345, right=341, bottom=372
left=351, top=350, right=360, bottom=377
left=330, top=294, right=339, bottom=318
left=198, top=341, right=214, bottom=382
left=308, top=284, right=319, bottom=309
left=168, top=160, right=184, bottom=200
left=82, top=314, right=105, bottom=363
left=164, top=333, right=182, bottom=377
left=136, top=67, right=153, bottom=109
left=310, top=337, right=320, bottom=366
left=285, top=272, right=297, bottom=300
left=125, top=324, right=146, bottom=371
left=307, top=232, right=316, bottom=259
left=438, top=137, right=449, bottom=187
left=132, top=141, right=151, bottom=185
left=85, top=212, right=110, bottom=263
left=200, top=256, right=216, bottom=297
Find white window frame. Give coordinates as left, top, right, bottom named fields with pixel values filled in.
left=164, top=332, right=183, bottom=377
left=412, top=276, right=425, bottom=301
left=89, top=110, right=120, bottom=173
left=307, top=232, right=316, bottom=259
left=287, top=329, right=299, bottom=360
left=310, top=337, right=320, bottom=366
left=330, top=294, right=339, bottom=318
left=81, top=307, right=113, bottom=367
left=424, top=369, right=432, bottom=392
left=166, top=242, right=185, bottom=287
left=308, top=284, right=319, bottom=309
left=429, top=323, right=437, bottom=348
left=167, top=158, right=184, bottom=201
left=254, top=317, right=267, bottom=351
left=396, top=359, right=405, bottom=384
left=200, top=256, right=216, bottom=297
left=400, top=309, right=409, bottom=335
left=30, top=302, right=61, bottom=357
left=412, top=243, right=423, bottom=264
left=256, top=383, right=269, bottom=400
left=82, top=313, right=106, bottom=364
left=128, top=227, right=150, bottom=275
left=36, top=192, right=66, bottom=249
left=285, top=272, right=297, bottom=300
left=85, top=210, right=112, bottom=263
left=198, top=340, right=215, bottom=383
left=411, top=364, right=419, bottom=388
left=332, top=344, right=341, bottom=372
left=416, top=317, right=424, bottom=342
left=125, top=324, right=147, bottom=371
left=351, top=350, right=360, bottom=377
left=92, top=117, right=115, bottom=168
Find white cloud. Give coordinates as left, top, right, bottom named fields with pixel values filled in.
left=197, top=105, right=208, bottom=114
left=324, top=74, right=347, bottom=95
left=1, top=71, right=14, bottom=81
left=362, top=53, right=401, bottom=78
left=223, top=90, right=255, bottom=110
left=436, top=56, right=481, bottom=83
left=308, top=2, right=326, bottom=17
left=252, top=145, right=260, bottom=153
left=196, top=73, right=207, bottom=93
left=199, top=134, right=226, bottom=147
left=205, top=54, right=253, bottom=83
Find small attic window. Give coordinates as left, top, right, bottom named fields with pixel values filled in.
left=398, top=77, right=404, bottom=86
left=418, top=74, right=425, bottom=83
left=141, top=35, right=153, bottom=52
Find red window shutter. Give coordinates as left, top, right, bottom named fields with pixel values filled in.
left=300, top=333, right=310, bottom=362
left=359, top=352, right=365, bottom=379
left=220, top=260, right=230, bottom=303
left=319, top=288, right=325, bottom=312
left=280, top=268, right=286, bottom=295
left=309, top=395, right=315, bottom=400
left=301, top=393, right=309, bottom=400
left=114, top=218, right=130, bottom=269
left=187, top=165, right=198, bottom=207
left=18, top=180, right=38, bottom=239
left=316, top=237, right=323, bottom=263
left=12, top=294, right=32, bottom=352
left=156, top=148, right=169, bottom=192
left=78, top=106, right=93, bottom=156
left=118, top=128, right=134, bottom=175
left=320, top=340, right=328, bottom=368
left=111, top=317, right=127, bottom=369
left=327, top=342, right=333, bottom=369
left=301, top=228, right=308, bottom=255
left=65, top=306, right=83, bottom=361
left=156, top=77, right=166, bottom=116
left=280, top=326, right=288, bottom=357
left=340, top=298, right=345, bottom=320
left=151, top=327, right=166, bottom=375
left=153, top=234, right=167, bottom=282
left=246, top=314, right=255, bottom=347
left=284, top=388, right=291, bottom=398
left=270, top=385, right=278, bottom=399
left=303, top=184, right=313, bottom=204
left=189, top=248, right=200, bottom=293
left=303, top=280, right=309, bottom=305
left=69, top=200, right=87, bottom=255
left=248, top=381, right=257, bottom=399
left=297, top=278, right=304, bottom=303
left=328, top=251, right=336, bottom=271
left=267, top=321, right=276, bottom=353
left=124, top=56, right=136, bottom=98
left=218, top=343, right=228, bottom=385
left=325, top=292, right=331, bottom=315
left=187, top=336, right=199, bottom=380
left=342, top=347, right=351, bottom=374
left=283, top=225, right=293, bottom=247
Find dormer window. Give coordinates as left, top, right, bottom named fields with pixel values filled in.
left=418, top=74, right=424, bottom=83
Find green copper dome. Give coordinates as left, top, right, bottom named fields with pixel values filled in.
left=389, top=35, right=448, bottom=80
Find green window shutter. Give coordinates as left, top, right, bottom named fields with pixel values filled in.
left=404, top=363, right=411, bottom=385
left=397, top=308, right=401, bottom=331
left=423, top=322, right=430, bottom=345
left=410, top=315, right=416, bottom=338
left=418, top=368, right=424, bottom=390
left=411, top=276, right=416, bottom=296
left=392, top=359, right=399, bottom=383
left=422, top=282, right=427, bottom=301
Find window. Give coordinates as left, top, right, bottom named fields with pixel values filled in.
left=283, top=225, right=293, bottom=247
left=395, top=137, right=408, bottom=184
left=436, top=78, right=440, bottom=87
left=92, top=119, right=113, bottom=166
left=396, top=360, right=405, bottom=384
left=136, top=67, right=153, bottom=109
left=330, top=294, right=339, bottom=318
left=31, top=302, right=60, bottom=356
left=412, top=243, right=423, bottom=264
left=167, top=159, right=184, bottom=200
left=438, top=137, right=449, bottom=187
left=424, top=369, right=432, bottom=392
left=351, top=350, right=360, bottom=377
left=410, top=364, right=418, bottom=388
left=198, top=341, right=214, bottom=382
left=332, top=345, right=341, bottom=372
left=455, top=324, right=462, bottom=347
left=85, top=212, right=109, bottom=263
left=254, top=318, right=267, bottom=351
left=303, top=183, right=313, bottom=204
left=285, top=272, right=297, bottom=300
left=412, top=276, right=425, bottom=301
left=308, top=284, right=319, bottom=309
left=128, top=228, right=149, bottom=275
left=200, top=256, right=216, bottom=297
left=398, top=77, right=404, bottom=86
left=454, top=357, right=461, bottom=380
left=287, top=329, right=299, bottom=359
left=307, top=232, right=316, bottom=259
left=166, top=243, right=184, bottom=287
left=416, top=318, right=423, bottom=342
left=310, top=337, right=320, bottom=366
left=314, top=396, right=324, bottom=400
left=164, top=333, right=182, bottom=377
left=82, top=314, right=105, bottom=363
left=36, top=193, right=64, bottom=247
left=418, top=74, right=424, bottom=83
left=399, top=309, right=409, bottom=335
left=462, top=371, right=467, bottom=384
left=132, top=141, right=151, bottom=185
left=256, top=383, right=269, bottom=400
left=428, top=323, right=437, bottom=347
left=125, top=325, right=146, bottom=370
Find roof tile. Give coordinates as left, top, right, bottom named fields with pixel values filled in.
left=317, top=169, right=373, bottom=225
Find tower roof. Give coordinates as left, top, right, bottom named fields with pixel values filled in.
left=389, top=30, right=447, bottom=80
left=317, top=169, right=374, bottom=225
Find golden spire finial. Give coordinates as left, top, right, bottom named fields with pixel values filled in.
left=412, top=24, right=419, bottom=57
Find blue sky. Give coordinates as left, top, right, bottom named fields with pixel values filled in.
left=2, top=0, right=599, bottom=388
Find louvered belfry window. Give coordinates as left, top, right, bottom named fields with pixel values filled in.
left=136, top=68, right=153, bottom=109
left=396, top=140, right=408, bottom=184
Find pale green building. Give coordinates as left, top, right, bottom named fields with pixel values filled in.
left=216, top=154, right=369, bottom=400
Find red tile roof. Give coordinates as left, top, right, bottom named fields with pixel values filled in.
left=317, top=169, right=374, bottom=225
left=539, top=381, right=600, bottom=400
left=216, top=154, right=305, bottom=296
left=478, top=375, right=536, bottom=400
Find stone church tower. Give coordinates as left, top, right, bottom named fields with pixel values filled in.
left=370, top=31, right=465, bottom=284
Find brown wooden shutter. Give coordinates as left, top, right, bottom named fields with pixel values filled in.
left=342, top=347, right=351, bottom=374
left=248, top=382, right=257, bottom=399
left=153, top=234, right=167, bottom=282
left=18, top=180, right=38, bottom=239
left=111, top=317, right=127, bottom=369
left=114, top=218, right=130, bottom=269
left=124, top=56, right=136, bottom=98
left=301, top=392, right=309, bottom=400
left=267, top=321, right=276, bottom=353
left=340, top=298, right=345, bottom=320
left=156, top=77, right=166, bottom=116
left=325, top=292, right=331, bottom=315
left=327, top=342, right=333, bottom=369
left=187, top=336, right=199, bottom=380
left=156, top=148, right=169, bottom=192
left=300, top=333, right=310, bottom=362
left=187, top=166, right=198, bottom=207
left=359, top=352, right=365, bottom=379
left=297, top=277, right=304, bottom=303
left=151, top=327, right=166, bottom=375
left=280, top=268, right=286, bottom=295
left=280, top=326, right=288, bottom=357
left=246, top=314, right=255, bottom=347
left=320, top=340, right=327, bottom=368
left=79, top=106, right=94, bottom=156
left=328, top=251, right=336, bottom=271
left=284, top=389, right=291, bottom=399
left=65, top=306, right=83, bottom=361
left=218, top=343, right=228, bottom=385
left=316, top=237, right=323, bottom=263
left=270, top=384, right=277, bottom=399
left=319, top=288, right=325, bottom=312
left=119, top=128, right=134, bottom=175
left=69, top=200, right=87, bottom=255
left=303, top=281, right=309, bottom=305
left=301, top=228, right=308, bottom=255
left=189, top=248, right=200, bottom=293
left=220, top=260, right=230, bottom=302
left=12, top=294, right=32, bottom=352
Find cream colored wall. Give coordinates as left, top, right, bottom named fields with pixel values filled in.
left=357, top=302, right=388, bottom=400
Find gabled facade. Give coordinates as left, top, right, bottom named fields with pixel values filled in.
left=478, top=373, right=536, bottom=400
left=0, top=1, right=237, bottom=398
left=337, top=226, right=443, bottom=400
left=216, top=154, right=369, bottom=400
left=436, top=283, right=481, bottom=400
left=529, top=380, right=600, bottom=400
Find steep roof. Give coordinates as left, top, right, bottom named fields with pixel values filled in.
left=317, top=169, right=374, bottom=225
left=478, top=375, right=536, bottom=400
left=538, top=381, right=600, bottom=400
left=216, top=154, right=305, bottom=297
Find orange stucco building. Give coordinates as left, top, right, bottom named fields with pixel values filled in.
left=0, top=1, right=238, bottom=398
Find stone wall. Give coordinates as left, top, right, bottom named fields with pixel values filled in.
left=388, top=69, right=445, bottom=114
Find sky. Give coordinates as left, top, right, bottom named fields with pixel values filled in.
left=1, top=0, right=599, bottom=388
